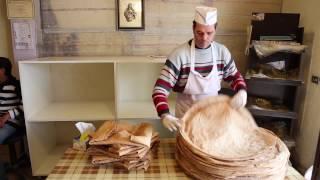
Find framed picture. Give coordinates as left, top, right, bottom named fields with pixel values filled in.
left=6, top=0, right=34, bottom=19
left=116, top=0, right=145, bottom=30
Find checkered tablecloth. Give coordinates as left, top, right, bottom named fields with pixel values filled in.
left=47, top=138, right=305, bottom=180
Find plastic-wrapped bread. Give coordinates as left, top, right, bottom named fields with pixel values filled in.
left=88, top=121, right=160, bottom=171
left=100, top=130, right=145, bottom=147
left=109, top=146, right=144, bottom=156
left=130, top=123, right=153, bottom=147
left=87, top=146, right=109, bottom=156
left=89, top=120, right=116, bottom=145
left=92, top=155, right=119, bottom=165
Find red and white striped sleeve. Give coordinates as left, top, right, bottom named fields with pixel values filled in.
left=152, top=59, right=180, bottom=117
left=222, top=52, right=246, bottom=91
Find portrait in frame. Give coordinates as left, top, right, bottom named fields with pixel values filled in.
left=116, top=0, right=145, bottom=30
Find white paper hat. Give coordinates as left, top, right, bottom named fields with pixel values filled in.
left=194, top=6, right=217, bottom=25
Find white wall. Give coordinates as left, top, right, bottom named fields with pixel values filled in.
left=282, top=0, right=320, bottom=171
left=0, top=1, right=11, bottom=58
left=0, top=1, right=18, bottom=77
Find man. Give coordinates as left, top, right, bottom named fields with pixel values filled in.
left=152, top=6, right=247, bottom=132
left=0, top=57, right=24, bottom=143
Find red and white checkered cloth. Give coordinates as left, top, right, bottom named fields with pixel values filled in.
left=47, top=138, right=304, bottom=180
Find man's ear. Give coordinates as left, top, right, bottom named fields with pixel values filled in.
left=192, top=21, right=196, bottom=32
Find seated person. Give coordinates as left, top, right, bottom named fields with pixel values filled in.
left=0, top=57, right=24, bottom=144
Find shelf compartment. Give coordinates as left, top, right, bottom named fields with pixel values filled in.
left=248, top=107, right=297, bottom=119
left=27, top=121, right=104, bottom=176
left=282, top=137, right=296, bottom=150
left=117, top=100, right=176, bottom=119
left=28, top=101, right=115, bottom=121
left=115, top=62, right=175, bottom=119
left=249, top=49, right=301, bottom=64
left=33, top=145, right=69, bottom=176
left=245, top=77, right=303, bottom=86
left=19, top=62, right=115, bottom=121
left=256, top=119, right=296, bottom=149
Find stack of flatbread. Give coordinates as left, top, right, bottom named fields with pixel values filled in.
left=88, top=121, right=160, bottom=171
left=176, top=95, right=290, bottom=180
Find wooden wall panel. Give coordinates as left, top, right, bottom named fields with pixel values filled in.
left=41, top=0, right=113, bottom=9
left=41, top=0, right=115, bottom=30
left=41, top=10, right=115, bottom=30
left=39, top=0, right=282, bottom=72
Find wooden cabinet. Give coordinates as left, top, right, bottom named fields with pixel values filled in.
left=245, top=13, right=306, bottom=149
left=19, top=56, right=175, bottom=175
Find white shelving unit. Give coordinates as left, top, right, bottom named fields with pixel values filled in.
left=115, top=62, right=176, bottom=119
left=19, top=56, right=175, bottom=176
left=28, top=101, right=114, bottom=122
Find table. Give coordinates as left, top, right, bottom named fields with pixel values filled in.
left=47, top=139, right=305, bottom=179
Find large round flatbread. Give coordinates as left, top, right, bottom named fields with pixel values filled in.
left=180, top=95, right=276, bottom=159
left=176, top=95, right=290, bottom=179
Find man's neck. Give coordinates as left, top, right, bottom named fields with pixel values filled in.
left=195, top=44, right=211, bottom=49
left=189, top=39, right=212, bottom=49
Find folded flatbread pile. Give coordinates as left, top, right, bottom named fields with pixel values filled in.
left=88, top=121, right=160, bottom=171
left=176, top=95, right=290, bottom=180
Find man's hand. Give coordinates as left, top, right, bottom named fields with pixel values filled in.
left=230, top=89, right=247, bottom=109
left=0, top=112, right=10, bottom=128
left=161, top=114, right=182, bottom=132
left=0, top=119, right=4, bottom=128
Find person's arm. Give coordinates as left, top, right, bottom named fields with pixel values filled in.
left=0, top=112, right=10, bottom=128
left=221, top=47, right=247, bottom=108
left=7, top=104, right=23, bottom=120
left=152, top=59, right=180, bottom=117
left=221, top=46, right=246, bottom=91
left=7, top=81, right=24, bottom=122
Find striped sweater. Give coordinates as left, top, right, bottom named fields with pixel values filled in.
left=0, top=76, right=24, bottom=128
left=152, top=40, right=246, bottom=117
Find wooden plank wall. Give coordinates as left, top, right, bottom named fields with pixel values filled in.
left=39, top=0, right=282, bottom=73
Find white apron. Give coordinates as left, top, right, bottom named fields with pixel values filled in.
left=175, top=40, right=221, bottom=118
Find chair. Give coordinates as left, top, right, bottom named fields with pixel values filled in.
left=2, top=129, right=27, bottom=168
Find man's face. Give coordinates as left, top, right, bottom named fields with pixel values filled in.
left=193, top=22, right=216, bottom=49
